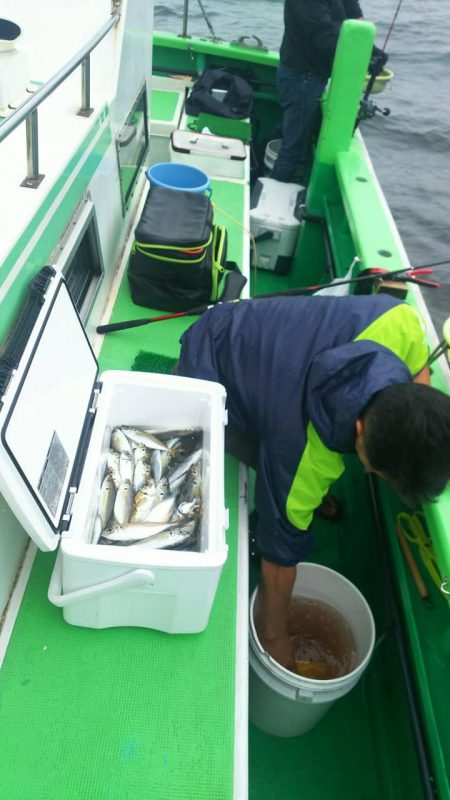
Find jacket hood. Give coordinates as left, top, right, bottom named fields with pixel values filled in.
left=305, top=340, right=412, bottom=452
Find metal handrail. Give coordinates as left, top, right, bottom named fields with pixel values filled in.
left=0, top=13, right=120, bottom=187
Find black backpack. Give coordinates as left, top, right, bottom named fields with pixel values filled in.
left=185, top=68, right=253, bottom=120
left=128, top=187, right=239, bottom=312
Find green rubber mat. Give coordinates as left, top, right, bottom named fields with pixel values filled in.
left=132, top=350, right=176, bottom=375
left=0, top=455, right=239, bottom=800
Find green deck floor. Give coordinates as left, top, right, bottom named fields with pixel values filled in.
left=0, top=455, right=239, bottom=800
left=0, top=177, right=247, bottom=800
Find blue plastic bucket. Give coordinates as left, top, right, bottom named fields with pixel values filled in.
left=146, top=162, right=211, bottom=195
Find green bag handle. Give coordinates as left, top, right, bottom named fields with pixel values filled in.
left=211, top=224, right=226, bottom=302
left=133, top=243, right=209, bottom=265
left=211, top=224, right=244, bottom=302
left=133, top=229, right=213, bottom=253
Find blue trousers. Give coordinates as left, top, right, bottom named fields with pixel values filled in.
left=272, top=65, right=327, bottom=183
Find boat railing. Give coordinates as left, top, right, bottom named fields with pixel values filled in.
left=0, top=11, right=121, bottom=189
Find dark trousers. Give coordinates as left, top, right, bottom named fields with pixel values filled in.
left=272, top=65, right=327, bottom=183
left=225, top=423, right=258, bottom=471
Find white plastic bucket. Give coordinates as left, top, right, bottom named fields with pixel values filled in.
left=249, top=563, right=376, bottom=737
left=263, top=139, right=282, bottom=175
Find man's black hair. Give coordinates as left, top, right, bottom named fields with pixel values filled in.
left=362, top=383, right=450, bottom=506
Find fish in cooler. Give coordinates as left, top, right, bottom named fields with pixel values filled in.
left=92, top=425, right=203, bottom=550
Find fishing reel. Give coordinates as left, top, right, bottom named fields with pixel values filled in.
left=358, top=98, right=391, bottom=121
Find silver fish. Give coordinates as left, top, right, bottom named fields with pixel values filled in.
left=111, top=427, right=133, bottom=454
left=113, top=479, right=134, bottom=525
left=146, top=427, right=202, bottom=441
left=146, top=495, right=176, bottom=523
left=174, top=499, right=202, bottom=520
left=177, top=460, right=202, bottom=504
left=155, top=476, right=170, bottom=501
left=130, top=481, right=156, bottom=522
left=168, top=448, right=203, bottom=488
left=134, top=457, right=151, bottom=493
left=101, top=520, right=178, bottom=544
left=98, top=473, right=116, bottom=529
left=119, top=451, right=135, bottom=484
left=133, top=443, right=149, bottom=462
left=134, top=519, right=198, bottom=550
left=106, top=449, right=121, bottom=490
left=152, top=439, right=183, bottom=484
left=151, top=449, right=162, bottom=485
left=122, top=427, right=168, bottom=451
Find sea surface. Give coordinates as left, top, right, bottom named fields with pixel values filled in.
left=155, top=0, right=450, bottom=335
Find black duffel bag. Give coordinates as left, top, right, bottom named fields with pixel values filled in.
left=185, top=68, right=253, bottom=120
left=128, top=186, right=230, bottom=312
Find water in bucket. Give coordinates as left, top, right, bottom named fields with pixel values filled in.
left=249, top=563, right=375, bottom=737
left=146, top=162, right=211, bottom=195
left=288, top=597, right=357, bottom=680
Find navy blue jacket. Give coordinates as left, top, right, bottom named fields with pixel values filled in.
left=280, top=0, right=363, bottom=78
left=178, top=295, right=428, bottom=564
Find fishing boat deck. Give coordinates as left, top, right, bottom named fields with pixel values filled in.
left=1, top=37, right=450, bottom=799
left=0, top=160, right=434, bottom=799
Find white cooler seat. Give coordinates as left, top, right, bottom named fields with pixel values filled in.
left=250, top=177, right=305, bottom=274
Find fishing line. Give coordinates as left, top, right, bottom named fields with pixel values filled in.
left=211, top=200, right=259, bottom=287
left=382, top=0, right=405, bottom=51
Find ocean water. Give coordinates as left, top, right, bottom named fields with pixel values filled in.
left=155, top=0, right=450, bottom=334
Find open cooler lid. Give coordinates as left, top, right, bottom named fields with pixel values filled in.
left=0, top=267, right=99, bottom=551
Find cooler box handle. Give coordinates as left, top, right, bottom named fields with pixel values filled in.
left=48, top=551, right=155, bottom=607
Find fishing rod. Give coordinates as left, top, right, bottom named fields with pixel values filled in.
left=96, top=265, right=439, bottom=335
left=382, top=0, right=405, bottom=51
left=196, top=0, right=218, bottom=40
left=357, top=0, right=404, bottom=124
left=412, top=258, right=450, bottom=270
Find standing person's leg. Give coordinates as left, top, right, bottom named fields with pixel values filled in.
left=272, top=66, right=327, bottom=183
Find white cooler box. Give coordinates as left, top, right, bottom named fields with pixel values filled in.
left=0, top=268, right=228, bottom=633
left=170, top=128, right=247, bottom=179
left=250, top=177, right=305, bottom=274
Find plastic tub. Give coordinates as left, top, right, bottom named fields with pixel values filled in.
left=249, top=563, right=376, bottom=737
left=263, top=138, right=282, bottom=175
left=146, top=162, right=211, bottom=194
left=364, top=66, right=394, bottom=95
